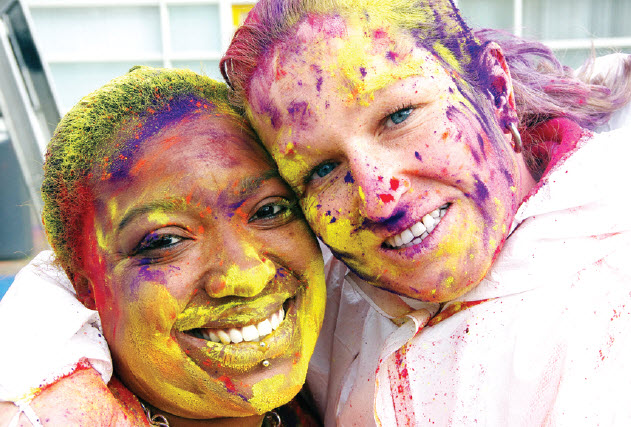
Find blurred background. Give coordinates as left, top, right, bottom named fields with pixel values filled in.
left=1, top=0, right=630, bottom=299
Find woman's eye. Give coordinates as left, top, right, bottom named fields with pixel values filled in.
left=134, top=233, right=184, bottom=254
left=250, top=203, right=289, bottom=222
left=387, top=107, right=413, bottom=127
left=252, top=204, right=286, bottom=220
left=310, top=162, right=338, bottom=181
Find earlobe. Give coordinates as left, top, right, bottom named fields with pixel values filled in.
left=479, top=41, right=518, bottom=129
left=72, top=271, right=97, bottom=310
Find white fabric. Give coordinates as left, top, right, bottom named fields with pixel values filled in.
left=0, top=251, right=111, bottom=408
left=308, top=125, right=631, bottom=426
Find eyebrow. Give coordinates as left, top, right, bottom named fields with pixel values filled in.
left=117, top=170, right=282, bottom=230
left=118, top=200, right=184, bottom=231
left=233, top=169, right=282, bottom=198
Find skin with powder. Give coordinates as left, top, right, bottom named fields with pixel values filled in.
left=12, top=68, right=326, bottom=426
left=242, top=13, right=534, bottom=302
left=83, top=110, right=325, bottom=421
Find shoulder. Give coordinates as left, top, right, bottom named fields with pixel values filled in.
left=0, top=365, right=147, bottom=427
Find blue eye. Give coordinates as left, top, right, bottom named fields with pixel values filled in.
left=311, top=162, right=337, bottom=180
left=388, top=107, right=413, bottom=126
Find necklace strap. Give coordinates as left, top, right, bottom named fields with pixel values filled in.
left=140, top=402, right=170, bottom=427
left=262, top=411, right=282, bottom=427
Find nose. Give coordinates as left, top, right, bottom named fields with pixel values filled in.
left=205, top=241, right=276, bottom=298
left=349, top=150, right=410, bottom=222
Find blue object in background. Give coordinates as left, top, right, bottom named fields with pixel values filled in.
left=0, top=276, right=14, bottom=300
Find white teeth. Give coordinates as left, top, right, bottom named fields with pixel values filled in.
left=217, top=330, right=231, bottom=345
left=197, top=306, right=286, bottom=345
left=228, top=328, right=243, bottom=344
left=270, top=312, right=280, bottom=330
left=422, top=214, right=435, bottom=230
left=385, top=204, right=449, bottom=249
left=410, top=221, right=426, bottom=237
left=257, top=319, right=273, bottom=337
left=241, top=325, right=259, bottom=342
left=400, top=229, right=414, bottom=245
left=206, top=330, right=220, bottom=343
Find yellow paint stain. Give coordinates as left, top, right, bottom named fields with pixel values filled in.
left=432, top=41, right=462, bottom=72
left=148, top=211, right=170, bottom=224
left=441, top=276, right=455, bottom=288
left=108, top=200, right=118, bottom=223
left=285, top=141, right=295, bottom=155
left=95, top=226, right=107, bottom=250
left=358, top=185, right=366, bottom=204
left=214, top=244, right=276, bottom=298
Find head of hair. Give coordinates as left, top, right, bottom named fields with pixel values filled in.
left=221, top=0, right=630, bottom=176
left=42, top=66, right=243, bottom=276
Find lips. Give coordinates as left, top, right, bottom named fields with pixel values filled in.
left=174, top=292, right=302, bottom=374
left=384, top=203, right=450, bottom=249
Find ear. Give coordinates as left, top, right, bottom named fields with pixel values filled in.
left=71, top=270, right=97, bottom=310
left=479, top=42, right=517, bottom=129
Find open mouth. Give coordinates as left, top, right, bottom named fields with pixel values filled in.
left=383, top=203, right=450, bottom=249
left=187, top=305, right=286, bottom=344
left=183, top=298, right=293, bottom=345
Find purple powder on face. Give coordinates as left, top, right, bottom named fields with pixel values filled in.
left=470, top=147, right=480, bottom=164
left=501, top=168, right=515, bottom=187
left=386, top=51, right=398, bottom=62
left=359, top=67, right=367, bottom=78
left=473, top=174, right=489, bottom=202
left=316, top=76, right=323, bottom=92
left=130, top=265, right=167, bottom=292
left=476, top=134, right=488, bottom=161
left=330, top=217, right=337, bottom=223
left=344, top=171, right=355, bottom=183
left=109, top=95, right=215, bottom=183
left=415, top=151, right=423, bottom=162
left=287, top=100, right=309, bottom=122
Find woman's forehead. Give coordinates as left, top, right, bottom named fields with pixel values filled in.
left=263, top=16, right=449, bottom=101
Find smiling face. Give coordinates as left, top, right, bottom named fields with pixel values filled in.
left=248, top=16, right=533, bottom=302
left=78, top=109, right=325, bottom=418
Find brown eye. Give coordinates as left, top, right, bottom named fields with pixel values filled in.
left=133, top=233, right=185, bottom=255
left=250, top=203, right=288, bottom=221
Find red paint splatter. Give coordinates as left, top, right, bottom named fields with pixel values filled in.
left=218, top=376, right=237, bottom=393
left=379, top=194, right=395, bottom=203
left=390, top=178, right=399, bottom=191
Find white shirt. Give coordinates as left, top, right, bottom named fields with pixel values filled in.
left=308, top=124, right=631, bottom=426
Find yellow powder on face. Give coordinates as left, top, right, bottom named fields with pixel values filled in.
left=95, top=226, right=107, bottom=250
left=108, top=200, right=118, bottom=225
left=117, top=285, right=254, bottom=418
left=148, top=211, right=171, bottom=225
left=213, top=244, right=276, bottom=298
left=441, top=276, right=455, bottom=288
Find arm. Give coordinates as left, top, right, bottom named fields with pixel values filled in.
left=0, top=366, right=146, bottom=427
